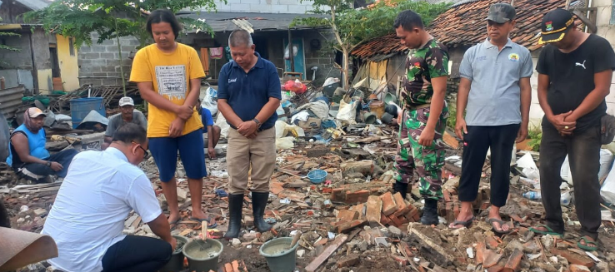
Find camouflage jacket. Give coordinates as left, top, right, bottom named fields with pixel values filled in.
left=401, top=39, right=449, bottom=108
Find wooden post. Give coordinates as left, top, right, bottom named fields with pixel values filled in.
left=288, top=28, right=295, bottom=72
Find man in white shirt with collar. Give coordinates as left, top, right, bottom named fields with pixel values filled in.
left=42, top=123, right=176, bottom=272
left=451, top=3, right=532, bottom=233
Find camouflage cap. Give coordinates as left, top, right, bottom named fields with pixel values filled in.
left=486, top=3, right=516, bottom=24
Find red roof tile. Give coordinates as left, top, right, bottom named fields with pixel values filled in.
left=352, top=0, right=566, bottom=59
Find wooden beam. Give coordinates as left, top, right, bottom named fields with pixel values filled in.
left=0, top=24, right=22, bottom=30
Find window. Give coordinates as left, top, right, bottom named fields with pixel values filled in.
left=69, top=38, right=75, bottom=56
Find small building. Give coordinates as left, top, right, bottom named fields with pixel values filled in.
left=351, top=0, right=569, bottom=126
left=0, top=0, right=79, bottom=95
left=178, top=11, right=340, bottom=86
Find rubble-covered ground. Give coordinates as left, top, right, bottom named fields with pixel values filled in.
left=3, top=123, right=615, bottom=272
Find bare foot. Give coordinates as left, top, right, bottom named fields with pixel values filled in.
left=167, top=212, right=180, bottom=225
left=487, top=214, right=510, bottom=232
left=449, top=211, right=474, bottom=229
left=190, top=210, right=208, bottom=221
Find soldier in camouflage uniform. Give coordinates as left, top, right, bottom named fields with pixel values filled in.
left=393, top=10, right=450, bottom=225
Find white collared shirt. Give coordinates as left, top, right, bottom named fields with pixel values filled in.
left=41, top=148, right=161, bottom=272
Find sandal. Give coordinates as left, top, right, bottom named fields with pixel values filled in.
left=486, top=218, right=512, bottom=234
left=577, top=236, right=598, bottom=251
left=529, top=224, right=563, bottom=238
left=190, top=216, right=218, bottom=228
left=168, top=218, right=180, bottom=229
left=449, top=216, right=474, bottom=229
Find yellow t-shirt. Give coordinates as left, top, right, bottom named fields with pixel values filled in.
left=130, top=43, right=205, bottom=138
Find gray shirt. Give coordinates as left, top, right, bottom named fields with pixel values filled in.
left=459, top=39, right=533, bottom=126
left=105, top=110, right=147, bottom=137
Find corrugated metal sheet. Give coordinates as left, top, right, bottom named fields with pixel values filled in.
left=0, top=85, right=25, bottom=119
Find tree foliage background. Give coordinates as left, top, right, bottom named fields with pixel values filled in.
left=23, top=0, right=222, bottom=49
left=292, top=0, right=449, bottom=89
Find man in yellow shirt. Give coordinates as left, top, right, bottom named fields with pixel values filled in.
left=130, top=9, right=212, bottom=227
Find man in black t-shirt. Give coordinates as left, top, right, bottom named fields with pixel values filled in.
left=529, top=9, right=615, bottom=252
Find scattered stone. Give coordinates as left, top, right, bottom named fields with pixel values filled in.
left=337, top=254, right=360, bottom=268
left=242, top=232, right=258, bottom=241
left=231, top=238, right=241, bottom=247
left=297, top=249, right=306, bottom=258
left=388, top=226, right=402, bottom=237
left=33, top=208, right=48, bottom=217
left=569, top=264, right=590, bottom=272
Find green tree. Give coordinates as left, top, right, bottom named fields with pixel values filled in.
left=292, top=0, right=449, bottom=89
left=24, top=0, right=221, bottom=94
left=0, top=16, right=21, bottom=69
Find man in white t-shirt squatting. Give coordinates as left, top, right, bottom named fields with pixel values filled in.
left=42, top=123, right=176, bottom=272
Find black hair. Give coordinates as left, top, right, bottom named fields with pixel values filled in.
left=112, top=123, right=147, bottom=144
left=146, top=9, right=182, bottom=39
left=228, top=29, right=253, bottom=47
left=393, top=10, right=424, bottom=31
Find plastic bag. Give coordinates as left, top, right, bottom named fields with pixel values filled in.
left=336, top=98, right=358, bottom=122
left=275, top=121, right=287, bottom=138
left=295, top=100, right=329, bottom=119
left=284, top=44, right=298, bottom=60
left=0, top=113, right=10, bottom=162
left=276, top=137, right=295, bottom=149
left=602, top=160, right=615, bottom=204
left=215, top=111, right=230, bottom=139
left=201, top=87, right=218, bottom=116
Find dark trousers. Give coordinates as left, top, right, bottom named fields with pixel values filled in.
left=102, top=235, right=172, bottom=272
left=540, top=124, right=602, bottom=240
left=16, top=149, right=78, bottom=181
left=459, top=124, right=520, bottom=207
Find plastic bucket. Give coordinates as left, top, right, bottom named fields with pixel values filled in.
left=384, top=93, right=397, bottom=104
left=70, top=97, right=105, bottom=129
left=381, top=112, right=393, bottom=124
left=363, top=112, right=377, bottom=124
left=182, top=238, right=224, bottom=272
left=160, top=235, right=188, bottom=272
left=259, top=237, right=298, bottom=272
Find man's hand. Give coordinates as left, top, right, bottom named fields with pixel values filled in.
left=455, top=118, right=468, bottom=140
left=246, top=131, right=258, bottom=139
left=418, top=128, right=435, bottom=147
left=516, top=124, right=528, bottom=143
left=168, top=237, right=177, bottom=252
left=207, top=147, right=216, bottom=159
left=169, top=118, right=186, bottom=138
left=50, top=162, right=63, bottom=172
left=237, top=121, right=258, bottom=137
left=175, top=105, right=193, bottom=120
left=549, top=111, right=576, bottom=135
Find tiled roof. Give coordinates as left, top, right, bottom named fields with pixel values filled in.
left=352, top=0, right=566, bottom=59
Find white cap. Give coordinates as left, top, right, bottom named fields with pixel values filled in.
left=119, top=97, right=134, bottom=107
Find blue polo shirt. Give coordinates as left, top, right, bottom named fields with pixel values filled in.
left=218, top=52, right=281, bottom=130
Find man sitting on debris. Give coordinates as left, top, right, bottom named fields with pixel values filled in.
left=451, top=3, right=532, bottom=234
left=392, top=10, right=449, bottom=225
left=102, top=97, right=147, bottom=150
left=6, top=108, right=78, bottom=183
left=197, top=101, right=221, bottom=159
left=42, top=123, right=175, bottom=272
left=530, top=9, right=615, bottom=252
left=130, top=9, right=212, bottom=228
left=218, top=29, right=281, bottom=239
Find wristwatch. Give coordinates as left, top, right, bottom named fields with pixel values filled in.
left=253, top=118, right=262, bottom=128
left=46, top=161, right=51, bottom=167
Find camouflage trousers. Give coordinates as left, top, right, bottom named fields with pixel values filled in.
left=394, top=105, right=448, bottom=200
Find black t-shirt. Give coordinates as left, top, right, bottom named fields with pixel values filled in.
left=536, top=34, right=615, bottom=132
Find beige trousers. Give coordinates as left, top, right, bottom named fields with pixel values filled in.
left=227, top=127, right=276, bottom=194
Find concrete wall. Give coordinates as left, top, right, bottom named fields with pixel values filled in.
left=0, top=69, right=33, bottom=89
left=594, top=0, right=615, bottom=116
left=56, top=35, right=80, bottom=92
left=210, top=0, right=320, bottom=14
left=78, top=33, right=139, bottom=87
left=0, top=0, right=31, bottom=24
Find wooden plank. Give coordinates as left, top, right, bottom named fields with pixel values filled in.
left=305, top=234, right=349, bottom=272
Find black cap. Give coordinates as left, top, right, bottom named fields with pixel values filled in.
left=485, top=3, right=516, bottom=23
left=539, top=8, right=574, bottom=44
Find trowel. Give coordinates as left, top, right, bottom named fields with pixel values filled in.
left=195, top=221, right=211, bottom=251
left=280, top=231, right=302, bottom=255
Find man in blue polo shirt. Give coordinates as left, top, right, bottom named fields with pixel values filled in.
left=451, top=3, right=532, bottom=233
left=217, top=29, right=281, bottom=239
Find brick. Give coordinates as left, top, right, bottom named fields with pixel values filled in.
left=331, top=188, right=346, bottom=202
left=550, top=248, right=594, bottom=268
left=314, top=238, right=328, bottom=246
left=393, top=192, right=407, bottom=211
left=569, top=264, right=591, bottom=272
left=475, top=242, right=486, bottom=263
left=388, top=214, right=404, bottom=227
left=224, top=263, right=233, bottom=272
left=483, top=250, right=502, bottom=268
left=336, top=254, right=360, bottom=268
left=321, top=187, right=332, bottom=194
left=380, top=192, right=398, bottom=216
left=443, top=130, right=460, bottom=149
left=392, top=204, right=412, bottom=218
left=443, top=190, right=451, bottom=202
left=502, top=249, right=523, bottom=272
left=380, top=215, right=391, bottom=225
left=485, top=235, right=499, bottom=249
left=409, top=208, right=420, bottom=222
left=392, top=254, right=408, bottom=266
left=345, top=190, right=370, bottom=204
left=231, top=260, right=240, bottom=272
left=350, top=204, right=365, bottom=220
left=487, top=264, right=504, bottom=272
left=337, top=210, right=358, bottom=222
left=337, top=219, right=366, bottom=233
left=365, top=196, right=382, bottom=223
